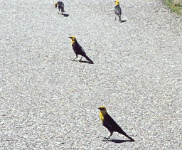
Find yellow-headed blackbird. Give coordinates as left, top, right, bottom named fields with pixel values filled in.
left=68, top=36, right=94, bottom=64
left=55, top=1, right=65, bottom=14
left=98, top=106, right=134, bottom=141
left=114, top=0, right=122, bottom=22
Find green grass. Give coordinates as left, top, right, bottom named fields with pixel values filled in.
left=164, top=0, right=182, bottom=15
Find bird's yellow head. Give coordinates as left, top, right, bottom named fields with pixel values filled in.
left=98, top=106, right=107, bottom=116
left=69, top=36, right=76, bottom=45
left=115, top=0, right=120, bottom=5
left=55, top=2, right=57, bottom=8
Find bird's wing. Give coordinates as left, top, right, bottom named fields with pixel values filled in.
left=105, top=114, right=122, bottom=130
left=72, top=41, right=86, bottom=56
left=57, top=1, right=64, bottom=7
left=115, top=5, right=122, bottom=15
left=61, top=2, right=64, bottom=7
left=77, top=43, right=86, bottom=55
left=103, top=116, right=113, bottom=130
left=104, top=114, right=129, bottom=136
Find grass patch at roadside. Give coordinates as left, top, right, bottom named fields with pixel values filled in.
left=164, top=0, right=182, bottom=15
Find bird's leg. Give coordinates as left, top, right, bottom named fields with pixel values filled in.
left=61, top=10, right=64, bottom=15
left=79, top=57, right=82, bottom=62
left=119, top=15, right=122, bottom=22
left=73, top=56, right=78, bottom=61
left=114, top=15, right=116, bottom=21
left=106, top=132, right=113, bottom=140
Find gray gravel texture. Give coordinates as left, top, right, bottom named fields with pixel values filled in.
left=0, top=0, right=182, bottom=149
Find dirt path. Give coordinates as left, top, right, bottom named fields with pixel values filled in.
left=0, top=0, right=182, bottom=149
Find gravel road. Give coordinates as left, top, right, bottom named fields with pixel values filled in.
left=0, top=0, right=182, bottom=149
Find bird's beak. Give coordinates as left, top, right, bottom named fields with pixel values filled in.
left=68, top=37, right=72, bottom=39
left=98, top=107, right=101, bottom=110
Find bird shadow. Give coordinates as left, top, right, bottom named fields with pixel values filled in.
left=62, top=13, right=69, bottom=17
left=70, top=60, right=94, bottom=64
left=102, top=138, right=134, bottom=143
left=121, top=20, right=127, bottom=23
left=79, top=60, right=94, bottom=64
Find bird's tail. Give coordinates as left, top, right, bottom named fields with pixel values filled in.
left=122, top=132, right=135, bottom=141
left=84, top=55, right=94, bottom=64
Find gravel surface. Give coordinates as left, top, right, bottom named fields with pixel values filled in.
left=0, top=0, right=182, bottom=149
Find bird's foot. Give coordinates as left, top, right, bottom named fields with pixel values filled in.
left=72, top=56, right=78, bottom=61
left=79, top=57, right=82, bottom=62
left=120, top=20, right=122, bottom=22
left=103, top=137, right=110, bottom=140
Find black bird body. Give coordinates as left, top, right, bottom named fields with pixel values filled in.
left=115, top=5, right=122, bottom=16
left=103, top=113, right=134, bottom=140
left=114, top=1, right=122, bottom=22
left=55, top=1, right=65, bottom=14
left=69, top=36, right=94, bottom=64
left=103, top=113, right=123, bottom=134
left=72, top=40, right=87, bottom=57
left=98, top=106, right=134, bottom=141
